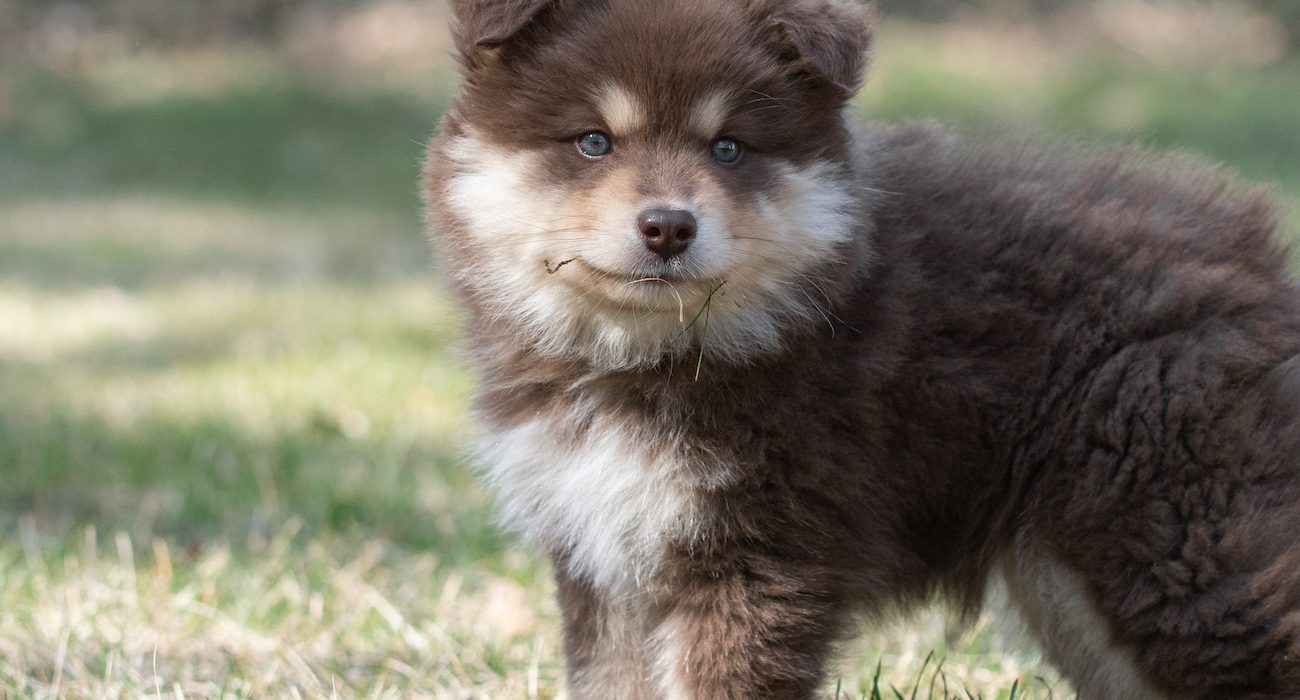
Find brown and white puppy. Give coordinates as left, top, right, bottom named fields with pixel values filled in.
left=423, top=0, right=1300, bottom=698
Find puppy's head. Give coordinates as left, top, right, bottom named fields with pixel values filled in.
left=428, top=0, right=876, bottom=370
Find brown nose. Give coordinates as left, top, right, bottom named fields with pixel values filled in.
left=637, top=209, right=696, bottom=261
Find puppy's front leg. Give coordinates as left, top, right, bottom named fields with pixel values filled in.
left=555, top=566, right=658, bottom=700
left=653, top=563, right=844, bottom=700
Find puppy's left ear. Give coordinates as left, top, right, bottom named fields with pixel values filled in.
left=452, top=0, right=557, bottom=66
left=769, top=0, right=875, bottom=97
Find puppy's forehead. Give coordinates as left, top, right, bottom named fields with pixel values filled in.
left=595, top=83, right=733, bottom=138
left=554, top=0, right=780, bottom=134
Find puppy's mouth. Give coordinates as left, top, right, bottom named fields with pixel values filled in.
left=577, top=260, right=694, bottom=285
left=547, top=257, right=723, bottom=315
left=544, top=256, right=709, bottom=285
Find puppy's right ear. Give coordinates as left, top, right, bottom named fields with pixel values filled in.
left=451, top=0, right=556, bottom=69
left=766, top=0, right=875, bottom=98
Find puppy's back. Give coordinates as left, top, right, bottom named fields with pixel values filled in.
left=861, top=123, right=1300, bottom=697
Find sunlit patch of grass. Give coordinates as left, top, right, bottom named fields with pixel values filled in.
left=0, top=275, right=481, bottom=548
left=0, top=196, right=427, bottom=292
left=0, top=191, right=486, bottom=553
left=0, top=523, right=558, bottom=698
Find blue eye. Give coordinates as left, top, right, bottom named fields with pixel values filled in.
left=711, top=138, right=742, bottom=164
left=577, top=131, right=613, bottom=158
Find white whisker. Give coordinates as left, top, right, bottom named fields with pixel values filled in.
left=623, top=277, right=686, bottom=324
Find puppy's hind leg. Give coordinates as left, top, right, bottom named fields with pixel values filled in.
left=1001, top=539, right=1172, bottom=700
left=1004, top=534, right=1300, bottom=700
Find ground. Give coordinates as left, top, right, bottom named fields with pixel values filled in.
left=1, top=2, right=1297, bottom=697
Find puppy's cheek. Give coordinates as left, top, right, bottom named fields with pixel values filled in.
left=443, top=134, right=625, bottom=293
left=689, top=208, right=732, bottom=274
left=770, top=161, right=859, bottom=258
left=693, top=161, right=859, bottom=343
left=445, top=137, right=539, bottom=236
left=715, top=161, right=857, bottom=284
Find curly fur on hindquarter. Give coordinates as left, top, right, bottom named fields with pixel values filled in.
left=423, top=0, right=1300, bottom=697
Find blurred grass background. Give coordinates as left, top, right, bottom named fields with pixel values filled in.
left=0, top=0, right=1297, bottom=696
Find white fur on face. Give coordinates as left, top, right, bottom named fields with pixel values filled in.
left=475, top=409, right=700, bottom=594
left=1001, top=539, right=1170, bottom=700
left=438, top=129, right=863, bottom=371
left=688, top=90, right=734, bottom=138
left=598, top=84, right=646, bottom=136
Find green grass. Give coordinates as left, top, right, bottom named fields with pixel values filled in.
left=862, top=21, right=1300, bottom=226
left=1, top=7, right=1298, bottom=697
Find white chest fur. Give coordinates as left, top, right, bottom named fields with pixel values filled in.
left=476, top=413, right=699, bottom=593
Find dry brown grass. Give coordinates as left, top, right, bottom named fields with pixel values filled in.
left=0, top=518, right=1067, bottom=699
left=0, top=521, right=566, bottom=699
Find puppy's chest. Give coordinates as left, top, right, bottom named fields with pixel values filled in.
left=477, top=408, right=709, bottom=593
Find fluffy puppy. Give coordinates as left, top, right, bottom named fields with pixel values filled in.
left=423, top=0, right=1300, bottom=697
